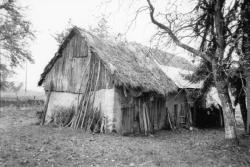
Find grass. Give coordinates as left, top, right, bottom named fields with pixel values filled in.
left=0, top=107, right=250, bottom=167
left=0, top=91, right=45, bottom=108
left=1, top=90, right=45, bottom=101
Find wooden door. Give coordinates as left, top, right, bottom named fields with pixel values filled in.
left=174, top=104, right=178, bottom=126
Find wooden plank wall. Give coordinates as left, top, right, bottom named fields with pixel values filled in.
left=165, top=91, right=190, bottom=127
left=89, top=54, right=114, bottom=90
left=118, top=89, right=167, bottom=134
left=44, top=35, right=90, bottom=93
left=44, top=34, right=115, bottom=94
left=119, top=88, right=194, bottom=134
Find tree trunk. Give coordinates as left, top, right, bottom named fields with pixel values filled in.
left=216, top=82, right=237, bottom=140
left=238, top=94, right=248, bottom=131
left=242, top=0, right=250, bottom=134
left=212, top=60, right=238, bottom=141
left=231, top=75, right=247, bottom=132
left=212, top=0, right=238, bottom=141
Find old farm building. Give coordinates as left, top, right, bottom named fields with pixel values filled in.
left=38, top=27, right=201, bottom=134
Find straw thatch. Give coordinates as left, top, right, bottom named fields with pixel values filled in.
left=38, top=27, right=188, bottom=95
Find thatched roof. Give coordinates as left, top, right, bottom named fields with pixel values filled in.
left=38, top=27, right=196, bottom=95
left=156, top=65, right=202, bottom=89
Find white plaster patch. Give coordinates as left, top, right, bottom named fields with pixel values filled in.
left=45, top=89, right=122, bottom=132
left=91, top=88, right=121, bottom=132
left=46, top=92, right=79, bottom=122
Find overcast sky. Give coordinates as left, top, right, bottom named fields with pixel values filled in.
left=15, top=0, right=195, bottom=91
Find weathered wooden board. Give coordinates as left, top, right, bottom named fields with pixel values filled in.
left=44, top=35, right=90, bottom=93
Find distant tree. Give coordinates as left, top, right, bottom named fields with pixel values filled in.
left=0, top=64, right=15, bottom=91
left=0, top=0, right=34, bottom=90
left=89, top=17, right=109, bottom=39
left=52, top=19, right=73, bottom=45
left=54, top=17, right=112, bottom=45
left=53, top=30, right=70, bottom=46
left=12, top=82, right=23, bottom=92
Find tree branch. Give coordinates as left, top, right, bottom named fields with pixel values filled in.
left=146, top=0, right=212, bottom=62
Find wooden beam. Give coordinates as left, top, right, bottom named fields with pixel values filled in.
left=41, top=90, right=51, bottom=125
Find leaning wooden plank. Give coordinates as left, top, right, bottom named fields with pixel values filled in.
left=71, top=58, right=90, bottom=128
left=40, top=90, right=51, bottom=125
left=87, top=59, right=101, bottom=131
left=186, top=104, right=192, bottom=127
left=138, top=99, right=143, bottom=133
left=74, top=56, right=94, bottom=128
left=145, top=104, right=152, bottom=133
left=142, top=103, right=148, bottom=134
left=137, top=100, right=141, bottom=133
left=80, top=58, right=96, bottom=129
left=167, top=109, right=174, bottom=130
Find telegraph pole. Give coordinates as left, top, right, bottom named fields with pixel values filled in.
left=25, top=61, right=27, bottom=93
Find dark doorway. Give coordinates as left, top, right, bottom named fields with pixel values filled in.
left=196, top=105, right=224, bottom=128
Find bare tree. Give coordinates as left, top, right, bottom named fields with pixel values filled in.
left=53, top=16, right=118, bottom=46
left=145, top=0, right=248, bottom=142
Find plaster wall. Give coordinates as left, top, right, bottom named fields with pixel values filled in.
left=92, top=88, right=122, bottom=132
left=45, top=92, right=79, bottom=123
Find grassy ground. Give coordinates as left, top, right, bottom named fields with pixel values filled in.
left=0, top=91, right=45, bottom=108
left=1, top=90, right=45, bottom=100
left=0, top=107, right=250, bottom=167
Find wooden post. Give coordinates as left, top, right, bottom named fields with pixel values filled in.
left=16, top=96, right=20, bottom=109
left=142, top=103, right=148, bottom=134
left=41, top=91, right=51, bottom=125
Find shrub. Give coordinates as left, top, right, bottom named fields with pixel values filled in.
left=51, top=106, right=75, bottom=127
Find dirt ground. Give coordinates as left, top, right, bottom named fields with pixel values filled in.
left=0, top=107, right=250, bottom=167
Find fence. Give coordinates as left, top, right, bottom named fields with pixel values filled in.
left=0, top=97, right=44, bottom=108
